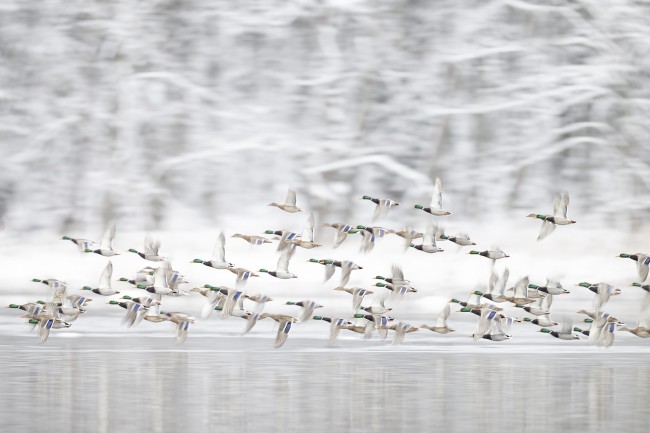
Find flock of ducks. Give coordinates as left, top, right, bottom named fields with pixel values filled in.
left=7, top=182, right=650, bottom=348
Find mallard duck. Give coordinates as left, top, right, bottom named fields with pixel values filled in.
left=474, top=268, right=509, bottom=303
left=420, top=304, right=454, bottom=334
left=388, top=227, right=423, bottom=249
left=220, top=288, right=245, bottom=319
left=539, top=318, right=579, bottom=340
left=451, top=293, right=501, bottom=311
left=85, top=223, right=119, bottom=257
left=515, top=302, right=548, bottom=316
left=481, top=318, right=515, bottom=341
left=354, top=225, right=388, bottom=253
left=375, top=264, right=412, bottom=287
left=618, top=318, right=650, bottom=338
left=231, top=233, right=272, bottom=246
left=373, top=282, right=417, bottom=295
left=468, top=248, right=509, bottom=262
left=312, top=316, right=353, bottom=342
left=523, top=315, right=558, bottom=327
left=159, top=312, right=195, bottom=343
left=504, top=276, right=535, bottom=305
left=308, top=259, right=362, bottom=286
left=32, top=278, right=67, bottom=291
left=361, top=195, right=399, bottom=220
left=129, top=234, right=167, bottom=262
left=243, top=293, right=273, bottom=312
left=191, top=232, right=234, bottom=269
left=410, top=224, right=443, bottom=253
left=81, top=262, right=119, bottom=296
left=286, top=300, right=323, bottom=322
left=61, top=236, right=98, bottom=252
left=118, top=266, right=156, bottom=286
left=359, top=297, right=392, bottom=315
left=390, top=322, right=419, bottom=345
left=321, top=223, right=356, bottom=248
left=260, top=244, right=297, bottom=279
left=136, top=261, right=184, bottom=296
left=353, top=314, right=394, bottom=340
left=259, top=313, right=300, bottom=348
left=587, top=312, right=622, bottom=346
left=228, top=267, right=259, bottom=287
left=333, top=287, right=373, bottom=311
left=460, top=307, right=500, bottom=340
left=197, top=286, right=227, bottom=319
left=618, top=253, right=650, bottom=281
left=529, top=279, right=569, bottom=295
left=414, top=178, right=451, bottom=216
left=268, top=188, right=302, bottom=213
left=527, top=192, right=576, bottom=241
left=281, top=213, right=321, bottom=249
left=434, top=224, right=475, bottom=246
left=577, top=282, right=621, bottom=311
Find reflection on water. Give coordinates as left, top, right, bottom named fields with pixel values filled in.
left=1, top=341, right=649, bottom=433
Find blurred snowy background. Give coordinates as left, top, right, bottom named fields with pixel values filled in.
left=1, top=0, right=649, bottom=234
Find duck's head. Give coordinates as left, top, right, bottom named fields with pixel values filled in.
left=107, top=300, right=120, bottom=305
left=632, top=282, right=641, bottom=287
left=264, top=230, right=277, bottom=235
left=522, top=317, right=532, bottom=322
left=449, top=298, right=461, bottom=304
left=617, top=253, right=631, bottom=258
left=361, top=196, right=373, bottom=201
left=372, top=283, right=386, bottom=288
left=539, top=328, right=552, bottom=333
left=576, top=282, right=592, bottom=288
left=414, top=204, right=425, bottom=210
left=120, top=295, right=133, bottom=300
left=61, top=236, right=71, bottom=240
left=81, top=286, right=93, bottom=291
left=468, top=250, right=480, bottom=255
left=118, top=277, right=129, bottom=282
left=231, top=234, right=244, bottom=239
left=319, top=259, right=334, bottom=265
left=471, top=290, right=484, bottom=296
left=128, top=249, right=139, bottom=254
left=259, top=268, right=270, bottom=273
left=8, top=304, right=21, bottom=309
left=191, top=258, right=204, bottom=264
left=583, top=318, right=594, bottom=323
left=306, top=258, right=319, bottom=263
left=459, top=307, right=472, bottom=313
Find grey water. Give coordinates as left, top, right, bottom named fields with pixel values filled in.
left=1, top=337, right=648, bottom=433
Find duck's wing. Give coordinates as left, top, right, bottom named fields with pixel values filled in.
left=598, top=322, right=616, bottom=348
left=513, top=276, right=529, bottom=299
left=301, top=213, right=315, bottom=243
left=497, top=316, right=514, bottom=335
left=359, top=230, right=375, bottom=253
left=543, top=294, right=554, bottom=311
left=323, top=263, right=336, bottom=282
left=391, top=264, right=405, bottom=283
left=38, top=318, right=53, bottom=343
left=212, top=232, right=227, bottom=262
left=285, top=189, right=297, bottom=206
left=124, top=302, right=142, bottom=327
left=392, top=322, right=408, bottom=345
left=153, top=263, right=169, bottom=288
left=498, top=268, right=509, bottom=295
left=144, top=234, right=161, bottom=256
left=429, top=178, right=443, bottom=210
left=334, top=225, right=351, bottom=248
left=474, top=309, right=497, bottom=340
left=423, top=224, right=435, bottom=246
left=242, top=312, right=260, bottom=334
left=593, top=283, right=614, bottom=311
left=537, top=220, right=556, bottom=241
left=201, top=291, right=222, bottom=319
left=352, top=289, right=366, bottom=311
left=99, top=261, right=113, bottom=290
left=100, top=223, right=116, bottom=250
left=560, top=317, right=573, bottom=335
left=222, top=290, right=243, bottom=319
left=434, top=304, right=450, bottom=328
left=274, top=319, right=292, bottom=348
left=329, top=320, right=342, bottom=342
left=298, top=302, right=316, bottom=322
left=363, top=321, right=375, bottom=339
left=276, top=245, right=294, bottom=274
left=340, top=262, right=353, bottom=287
left=488, top=270, right=499, bottom=295
left=553, top=192, right=569, bottom=219
left=176, top=320, right=190, bottom=343
left=636, top=255, right=649, bottom=281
